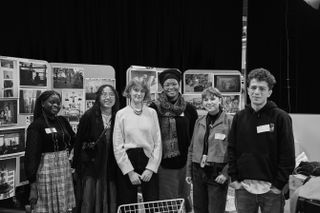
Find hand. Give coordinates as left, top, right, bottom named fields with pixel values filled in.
left=215, top=174, right=227, bottom=184
left=29, top=183, right=38, bottom=209
left=128, top=171, right=141, bottom=185
left=185, top=176, right=192, bottom=184
left=230, top=181, right=243, bottom=189
left=270, top=186, right=282, bottom=194
left=141, top=169, right=153, bottom=182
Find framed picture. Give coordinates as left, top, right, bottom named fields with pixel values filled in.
left=214, top=75, right=241, bottom=93
left=0, top=127, right=25, bottom=156
left=0, top=99, right=18, bottom=126
left=130, top=70, right=157, bottom=93
left=1, top=66, right=18, bottom=98
left=19, top=89, right=45, bottom=114
left=184, top=73, right=213, bottom=93
left=53, top=67, right=84, bottom=89
left=85, top=78, right=115, bottom=100
left=19, top=61, right=48, bottom=86
left=222, top=95, right=240, bottom=114
left=0, top=59, right=15, bottom=69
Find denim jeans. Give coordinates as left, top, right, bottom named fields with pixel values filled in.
left=235, top=188, right=285, bottom=213
left=192, top=163, right=228, bottom=213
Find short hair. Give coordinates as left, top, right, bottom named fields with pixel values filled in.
left=123, top=79, right=151, bottom=101
left=201, top=87, right=222, bottom=100
left=247, top=68, right=276, bottom=90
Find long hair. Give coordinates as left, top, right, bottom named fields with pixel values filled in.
left=94, top=84, right=120, bottom=120
left=33, top=90, right=61, bottom=120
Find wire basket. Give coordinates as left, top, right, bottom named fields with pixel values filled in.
left=117, top=198, right=185, bottom=213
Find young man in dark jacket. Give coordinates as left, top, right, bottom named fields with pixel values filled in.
left=228, top=68, right=295, bottom=213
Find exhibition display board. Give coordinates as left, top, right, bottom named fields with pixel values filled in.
left=0, top=56, right=115, bottom=200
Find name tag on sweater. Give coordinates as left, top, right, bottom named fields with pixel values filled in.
left=215, top=133, right=226, bottom=140
left=45, top=127, right=57, bottom=134
left=256, top=124, right=271, bottom=133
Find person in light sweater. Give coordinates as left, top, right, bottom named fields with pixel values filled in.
left=113, top=79, right=162, bottom=205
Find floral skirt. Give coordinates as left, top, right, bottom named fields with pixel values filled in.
left=35, top=150, right=75, bottom=213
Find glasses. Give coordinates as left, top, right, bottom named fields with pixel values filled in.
left=101, top=92, right=115, bottom=98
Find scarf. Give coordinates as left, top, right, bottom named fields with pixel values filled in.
left=155, top=92, right=186, bottom=159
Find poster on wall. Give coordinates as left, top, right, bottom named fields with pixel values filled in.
left=85, top=78, right=115, bottom=100
left=214, top=74, right=241, bottom=93
left=0, top=99, right=18, bottom=126
left=222, top=95, right=240, bottom=114
left=19, top=61, right=48, bottom=87
left=0, top=58, right=19, bottom=98
left=184, top=73, right=214, bottom=93
left=0, top=159, right=15, bottom=200
left=183, top=94, right=206, bottom=115
left=130, top=70, right=158, bottom=93
left=53, top=67, right=84, bottom=89
left=19, top=89, right=45, bottom=114
left=60, top=90, right=85, bottom=122
left=0, top=127, right=25, bottom=156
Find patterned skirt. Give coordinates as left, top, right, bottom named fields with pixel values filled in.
left=35, top=150, right=76, bottom=213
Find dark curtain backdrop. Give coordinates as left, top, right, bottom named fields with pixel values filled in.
left=0, top=0, right=243, bottom=107
left=247, top=0, right=320, bottom=113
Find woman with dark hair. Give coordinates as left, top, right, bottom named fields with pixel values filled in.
left=149, top=69, right=198, bottom=212
left=73, top=84, right=119, bottom=213
left=113, top=79, right=162, bottom=205
left=25, top=90, right=76, bottom=213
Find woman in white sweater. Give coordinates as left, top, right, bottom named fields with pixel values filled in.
left=113, top=79, right=162, bottom=205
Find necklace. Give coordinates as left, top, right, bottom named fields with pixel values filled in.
left=130, top=103, right=143, bottom=115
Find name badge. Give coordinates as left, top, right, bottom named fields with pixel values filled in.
left=256, top=124, right=271, bottom=133
left=45, top=127, right=57, bottom=134
left=180, top=112, right=184, bottom=117
left=215, top=133, right=226, bottom=140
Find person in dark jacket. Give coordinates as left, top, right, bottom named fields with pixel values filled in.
left=25, top=90, right=76, bottom=213
left=73, top=84, right=119, bottom=213
left=228, top=68, right=295, bottom=213
left=149, top=69, right=198, bottom=212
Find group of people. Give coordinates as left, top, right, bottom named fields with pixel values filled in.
left=25, top=67, right=295, bottom=213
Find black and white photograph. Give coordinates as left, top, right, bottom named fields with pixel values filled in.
left=214, top=74, right=241, bottom=93
left=222, top=94, right=240, bottom=114
left=184, top=73, right=213, bottom=93
left=0, top=128, right=25, bottom=156
left=183, top=94, right=206, bottom=114
left=3, top=70, right=13, bottom=79
left=19, top=89, right=44, bottom=114
left=53, top=67, right=84, bottom=89
left=0, top=59, right=15, bottom=69
left=61, top=90, right=85, bottom=122
left=0, top=159, right=15, bottom=200
left=85, top=78, right=115, bottom=100
left=19, top=61, right=47, bottom=86
left=130, top=70, right=157, bottom=93
left=0, top=99, right=18, bottom=126
left=1, top=68, right=18, bottom=98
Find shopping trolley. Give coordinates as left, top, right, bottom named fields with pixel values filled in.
left=117, top=198, right=185, bottom=213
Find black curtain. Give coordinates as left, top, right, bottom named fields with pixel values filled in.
left=247, top=0, right=320, bottom=113
left=0, top=0, right=242, bottom=107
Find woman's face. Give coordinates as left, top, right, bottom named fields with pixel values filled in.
left=42, top=94, right=61, bottom=116
left=163, top=79, right=179, bottom=99
left=130, top=86, right=145, bottom=104
left=99, top=86, right=116, bottom=109
left=202, top=94, right=221, bottom=113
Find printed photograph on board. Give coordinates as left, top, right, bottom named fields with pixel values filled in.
left=0, top=59, right=15, bottom=69
left=183, top=94, right=206, bottom=115
left=1, top=68, right=18, bottom=98
left=184, top=73, right=213, bottom=93
left=19, top=89, right=45, bottom=114
left=19, top=61, right=47, bottom=86
left=60, top=90, right=84, bottom=122
left=222, top=95, right=240, bottom=114
left=0, top=159, right=15, bottom=200
left=0, top=128, right=25, bottom=156
left=53, top=67, right=84, bottom=89
left=85, top=78, right=115, bottom=100
left=130, top=70, right=157, bottom=93
left=0, top=99, right=18, bottom=126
